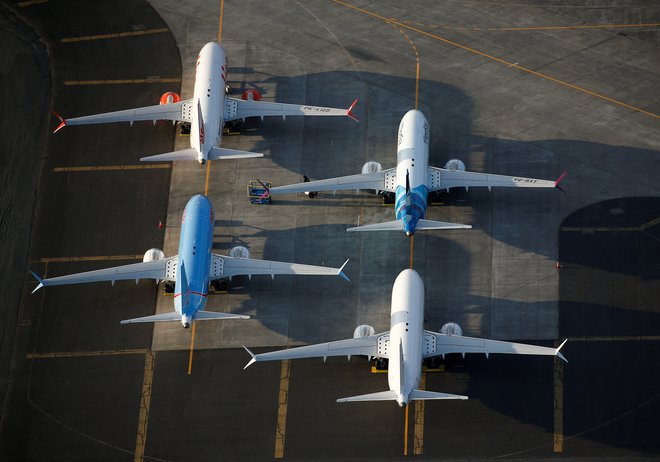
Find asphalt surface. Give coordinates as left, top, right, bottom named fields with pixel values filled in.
left=1, top=0, right=660, bottom=461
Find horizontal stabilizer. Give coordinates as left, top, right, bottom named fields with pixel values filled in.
left=337, top=390, right=398, bottom=402
left=409, top=389, right=468, bottom=401
left=193, top=311, right=250, bottom=321
left=121, top=312, right=182, bottom=324
left=415, top=219, right=471, bottom=230
left=346, top=220, right=403, bottom=232
left=208, top=147, right=263, bottom=160
left=347, top=219, right=471, bottom=232
left=140, top=149, right=198, bottom=162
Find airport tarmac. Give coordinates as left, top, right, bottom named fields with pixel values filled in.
left=2, top=0, right=660, bottom=460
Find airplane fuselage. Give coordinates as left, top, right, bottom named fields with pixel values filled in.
left=191, top=42, right=227, bottom=164
left=394, top=110, right=430, bottom=236
left=388, top=269, right=425, bottom=406
left=174, top=195, right=215, bottom=327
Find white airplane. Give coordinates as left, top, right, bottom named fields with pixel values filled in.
left=244, top=269, right=567, bottom=407
left=31, top=195, right=349, bottom=328
left=264, top=109, right=566, bottom=236
left=53, top=42, right=358, bottom=165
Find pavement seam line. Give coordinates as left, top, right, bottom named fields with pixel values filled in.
left=274, top=359, right=291, bottom=458
left=54, top=164, right=171, bottom=172
left=414, top=372, right=426, bottom=454
left=553, top=343, right=564, bottom=452
left=60, top=28, right=169, bottom=43
left=64, top=78, right=181, bottom=85
left=134, top=350, right=155, bottom=462
left=27, top=349, right=148, bottom=359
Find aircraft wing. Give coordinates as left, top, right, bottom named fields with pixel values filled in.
left=268, top=169, right=396, bottom=195
left=225, top=97, right=358, bottom=122
left=428, top=167, right=561, bottom=192
left=243, top=333, right=385, bottom=368
left=423, top=330, right=568, bottom=362
left=212, top=254, right=350, bottom=281
left=30, top=257, right=177, bottom=293
left=54, top=99, right=193, bottom=131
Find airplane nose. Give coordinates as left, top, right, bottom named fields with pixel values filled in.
left=406, top=231, right=414, bottom=237
left=183, top=322, right=190, bottom=329
left=199, top=158, right=207, bottom=166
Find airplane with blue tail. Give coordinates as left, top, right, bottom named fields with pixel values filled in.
left=31, top=195, right=349, bottom=328
left=263, top=109, right=566, bottom=236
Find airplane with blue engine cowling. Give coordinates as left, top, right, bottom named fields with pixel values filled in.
left=31, top=195, right=349, bottom=328
left=263, top=109, right=566, bottom=236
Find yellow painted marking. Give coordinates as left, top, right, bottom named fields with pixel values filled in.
left=496, top=23, right=660, bottom=32
left=204, top=161, right=212, bottom=195
left=54, top=164, right=171, bottom=172
left=415, top=61, right=420, bottom=110
left=61, top=28, right=169, bottom=43
left=414, top=372, right=426, bottom=454
left=64, top=78, right=181, bottom=85
left=38, top=255, right=143, bottom=263
left=561, top=216, right=660, bottom=233
left=187, top=322, right=197, bottom=375
left=27, top=349, right=148, bottom=359
left=403, top=404, right=410, bottom=455
left=218, top=0, right=225, bottom=42
left=17, top=0, right=47, bottom=6
left=388, top=22, right=421, bottom=109
left=134, top=350, right=154, bottom=462
left=409, top=235, right=414, bottom=269
left=554, top=345, right=564, bottom=453
left=274, top=360, right=291, bottom=458
left=332, top=0, right=660, bottom=120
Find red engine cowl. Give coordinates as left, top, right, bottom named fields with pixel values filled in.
left=159, top=92, right=181, bottom=105
left=242, top=89, right=262, bottom=101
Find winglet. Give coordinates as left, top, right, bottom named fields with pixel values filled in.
left=554, top=171, right=568, bottom=188
left=243, top=345, right=257, bottom=369
left=346, top=99, right=359, bottom=123
left=556, top=338, right=568, bottom=363
left=30, top=271, right=45, bottom=294
left=338, top=259, right=350, bottom=282
left=52, top=110, right=66, bottom=133
left=256, top=178, right=270, bottom=201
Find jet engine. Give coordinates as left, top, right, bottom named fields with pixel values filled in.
left=242, top=89, right=262, bottom=101
left=444, top=159, right=465, bottom=172
left=361, top=161, right=382, bottom=174
left=440, top=322, right=463, bottom=337
left=353, top=324, right=375, bottom=338
left=143, top=248, right=165, bottom=262
left=159, top=92, right=181, bottom=105
left=228, top=246, right=250, bottom=259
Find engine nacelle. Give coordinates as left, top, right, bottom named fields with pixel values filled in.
left=353, top=324, right=376, bottom=339
left=159, top=92, right=181, bottom=105
left=143, top=248, right=165, bottom=262
left=228, top=246, right=250, bottom=259
left=444, top=159, right=465, bottom=172
left=242, top=89, right=262, bottom=101
left=361, top=161, right=382, bottom=174
left=440, top=322, right=463, bottom=337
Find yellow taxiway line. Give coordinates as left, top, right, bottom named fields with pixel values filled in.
left=54, top=164, right=171, bottom=172
left=274, top=360, right=291, bottom=458
left=403, top=404, right=410, bottom=455
left=332, top=0, right=660, bottom=120
left=497, top=22, right=660, bottom=32
left=187, top=323, right=197, bottom=375
left=64, top=78, right=181, bottom=86
left=27, top=349, right=148, bottom=359
left=61, top=28, right=169, bottom=43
